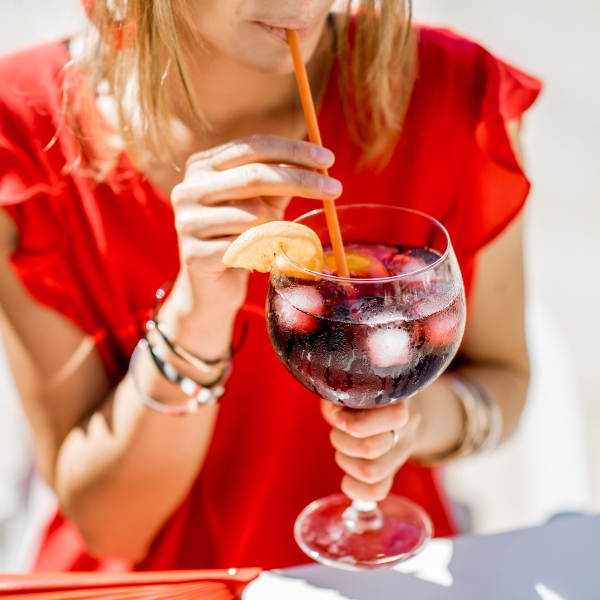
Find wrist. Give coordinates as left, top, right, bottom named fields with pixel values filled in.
left=129, top=339, right=228, bottom=416
left=177, top=266, right=250, bottom=314
left=411, top=372, right=503, bottom=466
left=410, top=377, right=465, bottom=459
left=129, top=340, right=196, bottom=411
left=158, top=277, right=241, bottom=363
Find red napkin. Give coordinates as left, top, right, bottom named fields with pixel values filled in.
left=0, top=569, right=261, bottom=600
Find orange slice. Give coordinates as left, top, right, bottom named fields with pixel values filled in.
left=222, top=221, right=323, bottom=275
left=324, top=250, right=389, bottom=278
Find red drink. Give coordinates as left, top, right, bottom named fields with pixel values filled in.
left=267, top=206, right=464, bottom=569
left=267, top=243, right=465, bottom=409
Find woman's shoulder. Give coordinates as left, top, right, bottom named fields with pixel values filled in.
left=0, top=41, right=69, bottom=111
left=414, top=25, right=504, bottom=72
left=415, top=25, right=485, bottom=55
left=0, top=41, right=70, bottom=159
left=0, top=42, right=73, bottom=205
left=413, top=25, right=542, bottom=120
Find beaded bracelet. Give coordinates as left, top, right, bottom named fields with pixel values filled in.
left=147, top=334, right=228, bottom=401
left=128, top=339, right=226, bottom=416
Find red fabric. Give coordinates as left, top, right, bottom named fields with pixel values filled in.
left=0, top=27, right=541, bottom=572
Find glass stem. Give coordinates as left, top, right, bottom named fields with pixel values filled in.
left=342, top=499, right=383, bottom=533
left=352, top=499, right=378, bottom=512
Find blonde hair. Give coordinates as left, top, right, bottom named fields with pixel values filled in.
left=70, top=0, right=416, bottom=177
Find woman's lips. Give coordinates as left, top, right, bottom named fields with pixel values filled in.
left=254, top=22, right=292, bottom=45
left=253, top=17, right=323, bottom=45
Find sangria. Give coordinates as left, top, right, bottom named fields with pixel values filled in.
left=266, top=204, right=466, bottom=569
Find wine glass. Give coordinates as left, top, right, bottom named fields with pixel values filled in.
left=266, top=204, right=466, bottom=570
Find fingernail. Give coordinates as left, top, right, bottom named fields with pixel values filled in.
left=319, top=176, right=342, bottom=196
left=311, top=146, right=334, bottom=167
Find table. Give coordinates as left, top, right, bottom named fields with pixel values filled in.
left=244, top=514, right=600, bottom=599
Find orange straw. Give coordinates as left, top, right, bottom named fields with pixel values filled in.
left=286, top=29, right=349, bottom=278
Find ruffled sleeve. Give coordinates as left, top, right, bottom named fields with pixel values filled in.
left=0, top=44, right=180, bottom=386
left=0, top=127, right=61, bottom=229
left=0, top=124, right=126, bottom=381
left=0, top=78, right=104, bottom=368
left=0, top=143, right=56, bottom=207
left=0, top=43, right=65, bottom=210
left=0, top=41, right=67, bottom=264
left=0, top=102, right=67, bottom=278
left=457, top=43, right=542, bottom=254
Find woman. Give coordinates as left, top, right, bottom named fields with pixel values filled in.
left=0, top=0, right=539, bottom=571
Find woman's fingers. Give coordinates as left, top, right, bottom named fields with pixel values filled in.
left=322, top=398, right=422, bottom=501
left=321, top=399, right=410, bottom=439
left=179, top=237, right=240, bottom=275
left=174, top=162, right=342, bottom=206
left=334, top=426, right=414, bottom=485
left=329, top=428, right=396, bottom=460
left=185, top=134, right=335, bottom=173
left=341, top=474, right=394, bottom=502
left=170, top=134, right=339, bottom=284
left=174, top=199, right=280, bottom=240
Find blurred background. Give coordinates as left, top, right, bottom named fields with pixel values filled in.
left=0, top=0, right=598, bottom=571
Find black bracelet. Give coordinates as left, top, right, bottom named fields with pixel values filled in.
left=129, top=339, right=223, bottom=416
left=146, top=331, right=228, bottom=398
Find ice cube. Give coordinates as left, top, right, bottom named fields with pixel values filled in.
left=365, top=327, right=412, bottom=368
left=376, top=244, right=400, bottom=262
left=387, top=253, right=428, bottom=277
left=425, top=308, right=462, bottom=347
left=273, top=288, right=321, bottom=333
left=412, top=284, right=456, bottom=318
left=284, top=287, right=324, bottom=315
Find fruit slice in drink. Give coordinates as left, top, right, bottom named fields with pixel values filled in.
left=222, top=221, right=324, bottom=275
left=323, top=244, right=391, bottom=278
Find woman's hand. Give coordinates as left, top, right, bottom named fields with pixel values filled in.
left=320, top=398, right=422, bottom=501
left=169, top=134, right=341, bottom=311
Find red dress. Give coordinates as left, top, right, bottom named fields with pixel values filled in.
left=0, top=27, right=541, bottom=572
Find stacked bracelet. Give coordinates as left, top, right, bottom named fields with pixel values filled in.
left=129, top=337, right=228, bottom=416
left=152, top=282, right=246, bottom=378
left=129, top=339, right=223, bottom=416
left=147, top=339, right=229, bottom=403
left=468, top=376, right=503, bottom=454
left=412, top=372, right=503, bottom=466
left=128, top=281, right=245, bottom=416
left=154, top=321, right=228, bottom=378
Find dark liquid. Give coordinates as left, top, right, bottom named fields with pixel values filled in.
left=267, top=244, right=465, bottom=409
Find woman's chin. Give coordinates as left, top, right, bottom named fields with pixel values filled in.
left=229, top=48, right=299, bottom=75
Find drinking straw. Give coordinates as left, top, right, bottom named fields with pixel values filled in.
left=286, top=29, right=349, bottom=278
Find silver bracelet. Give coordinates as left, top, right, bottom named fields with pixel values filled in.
left=128, top=339, right=227, bottom=416
left=468, top=376, right=503, bottom=454
left=412, top=372, right=503, bottom=466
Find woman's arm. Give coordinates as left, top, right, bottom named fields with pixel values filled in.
left=414, top=119, right=530, bottom=452
left=321, top=124, right=530, bottom=501
left=0, top=207, right=221, bottom=562
left=412, top=208, right=529, bottom=452
left=0, top=135, right=341, bottom=561
left=321, top=211, right=529, bottom=500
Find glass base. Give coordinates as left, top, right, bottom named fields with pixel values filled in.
left=294, top=494, right=432, bottom=571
